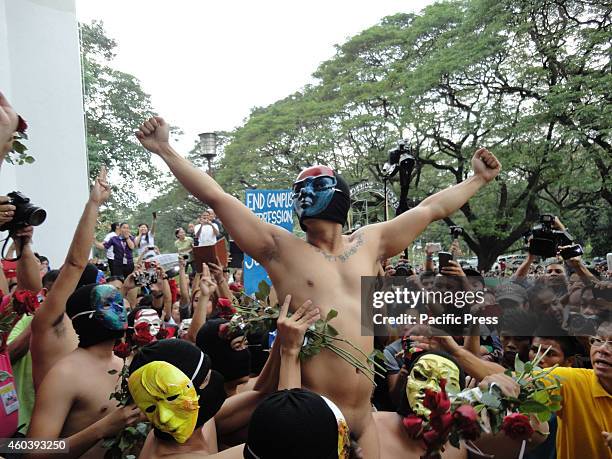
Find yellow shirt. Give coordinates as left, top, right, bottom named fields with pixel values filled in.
left=552, top=367, right=612, bottom=459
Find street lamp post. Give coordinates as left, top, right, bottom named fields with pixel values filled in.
left=198, top=132, right=217, bottom=176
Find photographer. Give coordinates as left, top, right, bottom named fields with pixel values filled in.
left=174, top=226, right=194, bottom=265
left=194, top=209, right=219, bottom=246
left=134, top=213, right=157, bottom=256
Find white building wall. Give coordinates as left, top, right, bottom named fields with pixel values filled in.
left=0, top=0, right=89, bottom=266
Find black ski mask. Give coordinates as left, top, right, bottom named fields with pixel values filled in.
left=196, top=318, right=251, bottom=383
left=292, top=165, right=351, bottom=231
left=244, top=388, right=351, bottom=459
left=67, top=284, right=127, bottom=348
left=129, top=339, right=227, bottom=442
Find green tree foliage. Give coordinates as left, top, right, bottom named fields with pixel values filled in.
left=81, top=21, right=162, bottom=210
left=210, top=0, right=610, bottom=270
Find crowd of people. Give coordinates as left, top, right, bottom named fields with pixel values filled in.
left=0, top=96, right=610, bottom=459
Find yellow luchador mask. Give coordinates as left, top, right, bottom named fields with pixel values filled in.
left=406, top=354, right=460, bottom=417
left=128, top=361, right=200, bottom=444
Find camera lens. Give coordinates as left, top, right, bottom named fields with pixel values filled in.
left=25, top=206, right=46, bottom=226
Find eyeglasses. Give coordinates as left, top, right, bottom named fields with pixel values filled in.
left=589, top=337, right=612, bottom=348
left=291, top=175, right=344, bottom=198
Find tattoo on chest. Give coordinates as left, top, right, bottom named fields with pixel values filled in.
left=313, top=233, right=364, bottom=263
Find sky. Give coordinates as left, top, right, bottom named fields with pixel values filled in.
left=76, top=0, right=435, bottom=153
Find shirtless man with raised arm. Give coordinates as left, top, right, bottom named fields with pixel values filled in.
left=136, top=116, right=501, bottom=458
left=26, top=169, right=143, bottom=459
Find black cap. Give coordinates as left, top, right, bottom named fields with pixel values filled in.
left=244, top=389, right=338, bottom=459
left=129, top=339, right=211, bottom=389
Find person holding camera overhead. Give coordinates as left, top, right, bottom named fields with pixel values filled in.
left=134, top=212, right=157, bottom=256
left=103, top=222, right=135, bottom=278
left=194, top=209, right=219, bottom=246
left=174, top=227, right=194, bottom=262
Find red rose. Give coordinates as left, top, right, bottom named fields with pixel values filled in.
left=229, top=282, right=243, bottom=292
left=113, top=342, right=131, bottom=359
left=134, top=322, right=150, bottom=334
left=430, top=412, right=453, bottom=435
left=12, top=290, right=39, bottom=314
left=216, top=298, right=236, bottom=319
left=423, top=384, right=451, bottom=415
left=453, top=405, right=480, bottom=441
left=17, top=115, right=28, bottom=134
left=501, top=413, right=534, bottom=441
left=217, top=297, right=232, bottom=307
left=422, top=429, right=442, bottom=447
left=402, top=415, right=424, bottom=439
left=156, top=328, right=169, bottom=340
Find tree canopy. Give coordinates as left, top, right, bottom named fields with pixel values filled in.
left=209, top=0, right=611, bottom=269
left=81, top=21, right=164, bottom=211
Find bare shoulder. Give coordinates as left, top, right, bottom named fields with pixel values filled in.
left=37, top=352, right=81, bottom=393
left=372, top=410, right=399, bottom=429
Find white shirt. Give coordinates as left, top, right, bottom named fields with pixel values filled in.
left=194, top=222, right=219, bottom=246
left=103, top=232, right=116, bottom=260
left=137, top=232, right=155, bottom=256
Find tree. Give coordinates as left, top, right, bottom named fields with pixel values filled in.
left=81, top=21, right=165, bottom=210
left=212, top=0, right=610, bottom=270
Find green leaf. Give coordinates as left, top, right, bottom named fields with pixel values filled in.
left=449, top=431, right=461, bottom=448
left=532, top=390, right=549, bottom=404
left=326, top=324, right=339, bottom=337
left=536, top=410, right=552, bottom=423
left=100, top=438, right=116, bottom=448
left=135, top=422, right=150, bottom=436
left=12, top=140, right=26, bottom=154
left=514, top=354, right=525, bottom=374
left=481, top=392, right=502, bottom=409
left=24, top=155, right=35, bottom=164
left=518, top=400, right=549, bottom=413
left=0, top=371, right=10, bottom=382
left=325, top=309, right=338, bottom=322
left=255, top=281, right=270, bottom=301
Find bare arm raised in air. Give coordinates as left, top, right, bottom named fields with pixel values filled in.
left=31, top=169, right=111, bottom=333
left=186, top=264, right=216, bottom=343
left=136, top=117, right=288, bottom=266
left=372, top=149, right=501, bottom=260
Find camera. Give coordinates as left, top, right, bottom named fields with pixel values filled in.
left=134, top=270, right=158, bottom=287
left=0, top=191, right=47, bottom=233
left=387, top=139, right=415, bottom=168
left=559, top=244, right=583, bottom=260
left=393, top=262, right=414, bottom=277
left=567, top=313, right=600, bottom=336
left=527, top=214, right=573, bottom=258
left=438, top=251, right=453, bottom=274
left=449, top=226, right=463, bottom=239
left=95, top=261, right=109, bottom=272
